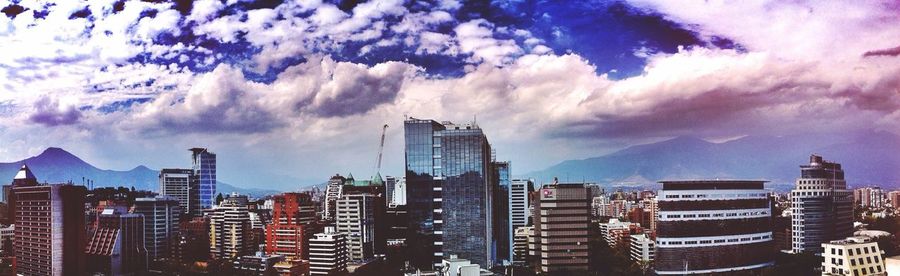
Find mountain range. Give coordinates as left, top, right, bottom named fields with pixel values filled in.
left=0, top=147, right=279, bottom=197
left=529, top=131, right=900, bottom=192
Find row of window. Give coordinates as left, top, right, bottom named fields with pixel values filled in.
left=663, top=193, right=768, bottom=199
left=658, top=234, right=771, bottom=245
left=664, top=210, right=768, bottom=219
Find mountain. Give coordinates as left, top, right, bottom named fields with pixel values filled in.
left=530, top=132, right=900, bottom=192
left=0, top=147, right=279, bottom=197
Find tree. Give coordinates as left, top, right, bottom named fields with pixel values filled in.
left=216, top=193, right=225, bottom=205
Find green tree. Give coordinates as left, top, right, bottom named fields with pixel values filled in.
left=216, top=193, right=225, bottom=205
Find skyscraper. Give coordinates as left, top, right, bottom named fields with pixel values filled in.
left=85, top=207, right=148, bottom=275
left=266, top=192, right=316, bottom=260
left=389, top=177, right=407, bottom=206
left=4, top=164, right=38, bottom=224
left=791, top=154, right=853, bottom=254
left=14, top=183, right=87, bottom=276
left=190, top=148, right=216, bottom=211
left=404, top=118, right=496, bottom=268
left=492, top=161, right=512, bottom=265
left=533, top=182, right=591, bottom=272
left=509, top=179, right=531, bottom=237
left=385, top=176, right=397, bottom=206
left=655, top=180, right=774, bottom=275
left=209, top=194, right=252, bottom=260
left=133, top=197, right=181, bottom=266
left=323, top=174, right=345, bottom=221
left=336, top=193, right=376, bottom=262
left=159, top=168, right=194, bottom=215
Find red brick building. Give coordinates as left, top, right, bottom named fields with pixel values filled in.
left=265, top=193, right=317, bottom=260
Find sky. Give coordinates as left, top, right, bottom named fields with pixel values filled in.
left=1, top=0, right=899, bottom=191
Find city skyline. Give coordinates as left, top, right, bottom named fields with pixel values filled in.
left=2, top=0, right=899, bottom=191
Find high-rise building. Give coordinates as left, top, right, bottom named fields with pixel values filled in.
left=510, top=179, right=531, bottom=230
left=854, top=187, right=885, bottom=209
left=266, top=192, right=317, bottom=260
left=599, top=218, right=643, bottom=248
left=173, top=217, right=209, bottom=264
left=323, top=174, right=345, bottom=221
left=791, top=155, right=853, bottom=254
left=630, top=233, right=655, bottom=265
left=655, top=180, right=774, bottom=275
left=533, top=182, right=591, bottom=272
left=385, top=176, right=397, bottom=206
left=492, top=161, right=512, bottom=265
left=309, top=227, right=348, bottom=275
left=889, top=191, right=900, bottom=208
left=85, top=207, right=148, bottom=275
left=159, top=168, right=195, bottom=215
left=4, top=164, right=38, bottom=224
left=404, top=118, right=496, bottom=268
left=14, top=183, right=87, bottom=276
left=133, top=197, right=181, bottom=266
left=822, top=236, right=885, bottom=276
left=209, top=194, right=252, bottom=260
left=513, top=226, right=532, bottom=265
left=190, top=148, right=216, bottom=211
left=390, top=177, right=407, bottom=206
left=336, top=193, right=376, bottom=262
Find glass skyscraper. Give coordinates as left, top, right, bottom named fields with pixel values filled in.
left=190, top=148, right=216, bottom=210
left=492, top=161, right=512, bottom=265
left=404, top=118, right=496, bottom=269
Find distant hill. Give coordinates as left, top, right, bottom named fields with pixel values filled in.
left=0, top=147, right=279, bottom=197
left=529, top=132, right=900, bottom=192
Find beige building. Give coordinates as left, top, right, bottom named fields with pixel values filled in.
left=822, top=236, right=885, bottom=276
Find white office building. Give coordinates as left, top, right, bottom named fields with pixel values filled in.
left=309, top=227, right=348, bottom=275
left=822, top=236, right=885, bottom=276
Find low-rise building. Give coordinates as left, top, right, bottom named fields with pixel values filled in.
left=822, top=236, right=885, bottom=276
left=309, top=227, right=348, bottom=275
left=630, top=233, right=654, bottom=265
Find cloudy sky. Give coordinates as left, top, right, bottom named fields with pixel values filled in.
left=1, top=0, right=898, bottom=190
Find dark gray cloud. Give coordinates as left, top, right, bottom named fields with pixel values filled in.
left=863, top=45, right=900, bottom=57
left=28, top=96, right=82, bottom=126
left=308, top=61, right=409, bottom=117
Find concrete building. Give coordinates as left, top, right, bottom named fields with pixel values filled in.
left=822, top=236, right=885, bottom=276
left=600, top=218, right=643, bottom=248
left=234, top=251, right=285, bottom=275
left=336, top=193, right=376, bottom=262
left=533, top=181, right=591, bottom=272
left=791, top=155, right=853, bottom=254
left=85, top=207, right=148, bottom=275
left=309, top=227, right=348, bottom=275
left=274, top=259, right=311, bottom=276
left=323, top=174, right=345, bottom=221
left=133, top=196, right=181, bottom=265
left=4, top=164, right=39, bottom=224
left=509, top=179, right=531, bottom=235
left=656, top=180, right=774, bottom=275
left=855, top=187, right=886, bottom=209
left=630, top=233, right=654, bottom=265
left=513, top=226, right=532, bottom=264
left=210, top=194, right=253, bottom=260
left=14, top=183, right=87, bottom=276
left=159, top=168, right=195, bottom=215
left=889, top=191, right=900, bottom=208
left=266, top=192, right=316, bottom=260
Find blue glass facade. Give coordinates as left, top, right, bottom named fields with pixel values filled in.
left=440, top=126, right=493, bottom=267
left=404, top=119, right=444, bottom=269
left=191, top=148, right=216, bottom=210
left=404, top=118, right=497, bottom=269
left=492, top=161, right=512, bottom=265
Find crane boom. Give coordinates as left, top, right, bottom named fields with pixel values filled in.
left=375, top=124, right=388, bottom=174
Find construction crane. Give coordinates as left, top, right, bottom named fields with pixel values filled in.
left=375, top=124, right=388, bottom=175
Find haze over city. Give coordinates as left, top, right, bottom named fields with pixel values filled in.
left=2, top=0, right=899, bottom=190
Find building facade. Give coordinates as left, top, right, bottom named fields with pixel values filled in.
left=404, top=118, right=496, bottom=268
left=822, top=236, right=885, bottom=276
left=159, top=168, right=195, bottom=215
left=323, top=174, right=345, bottom=221
left=630, top=233, right=655, bottom=265
left=336, top=193, right=376, bottom=262
left=14, top=183, right=87, bottom=276
left=210, top=194, right=252, bottom=260
left=190, top=148, right=217, bottom=211
left=85, top=208, right=148, bottom=275
left=510, top=179, right=531, bottom=230
left=266, top=192, right=316, bottom=260
left=533, top=182, right=591, bottom=272
left=513, top=226, right=532, bottom=264
left=309, top=227, right=348, bottom=275
left=854, top=187, right=885, bottom=209
left=791, top=155, right=853, bottom=254
left=133, top=196, right=181, bottom=265
left=492, top=161, right=511, bottom=265
left=655, top=180, right=774, bottom=275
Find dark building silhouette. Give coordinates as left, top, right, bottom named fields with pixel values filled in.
left=85, top=206, right=148, bottom=275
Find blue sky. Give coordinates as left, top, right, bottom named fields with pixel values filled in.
left=1, top=0, right=899, bottom=190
